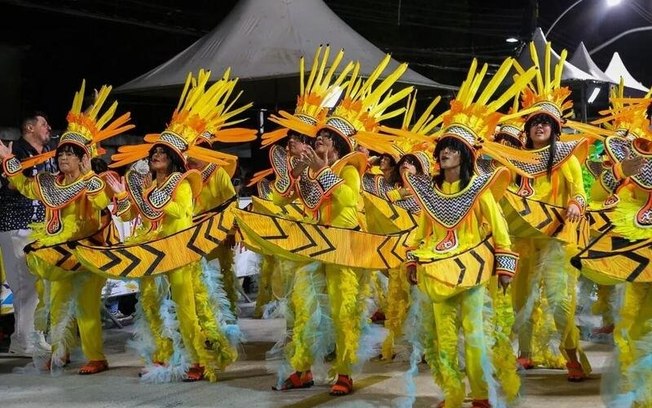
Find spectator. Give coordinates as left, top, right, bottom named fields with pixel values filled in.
left=0, top=112, right=55, bottom=357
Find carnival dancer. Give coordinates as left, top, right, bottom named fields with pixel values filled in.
left=500, top=42, right=594, bottom=381
left=250, top=132, right=310, bottom=320
left=571, top=91, right=652, bottom=407
left=105, top=69, right=251, bottom=382
left=187, top=92, right=256, bottom=318
left=0, top=81, right=133, bottom=374
left=362, top=93, right=440, bottom=360
left=235, top=48, right=412, bottom=396
left=386, top=57, right=537, bottom=408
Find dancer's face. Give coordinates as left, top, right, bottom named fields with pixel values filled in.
left=380, top=155, right=395, bottom=172
left=286, top=135, right=307, bottom=158
left=314, top=130, right=334, bottom=156
left=57, top=149, right=81, bottom=175
left=149, top=147, right=171, bottom=173
left=438, top=147, right=461, bottom=171
left=528, top=115, right=553, bottom=148
left=400, top=156, right=418, bottom=175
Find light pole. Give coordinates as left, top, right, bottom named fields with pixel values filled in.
left=545, top=0, right=623, bottom=37
left=589, top=26, right=652, bottom=54
left=545, top=0, right=583, bottom=37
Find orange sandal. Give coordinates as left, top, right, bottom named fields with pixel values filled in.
left=79, top=360, right=109, bottom=375
left=183, top=364, right=205, bottom=382
left=517, top=356, right=534, bottom=370
left=329, top=374, right=353, bottom=396
left=273, top=371, right=314, bottom=391
left=566, top=361, right=586, bottom=382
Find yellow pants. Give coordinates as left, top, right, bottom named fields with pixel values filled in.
left=50, top=272, right=106, bottom=361
left=215, top=242, right=238, bottom=316
left=289, top=263, right=366, bottom=375
left=424, top=284, right=489, bottom=405
left=140, top=263, right=206, bottom=364
left=253, top=254, right=274, bottom=318
left=607, top=283, right=652, bottom=407
left=382, top=266, right=410, bottom=360
left=512, top=238, right=580, bottom=357
left=592, top=284, right=615, bottom=327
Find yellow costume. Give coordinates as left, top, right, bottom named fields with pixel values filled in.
left=384, top=57, right=536, bottom=408
left=571, top=88, right=652, bottom=407
left=236, top=47, right=412, bottom=394
left=499, top=43, right=592, bottom=377
left=364, top=94, right=440, bottom=361
left=192, top=115, right=256, bottom=318
left=107, top=69, right=252, bottom=382
left=1, top=81, right=133, bottom=372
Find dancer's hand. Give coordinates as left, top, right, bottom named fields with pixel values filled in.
left=566, top=203, right=581, bottom=223
left=0, top=140, right=13, bottom=160
left=291, top=155, right=309, bottom=178
left=398, top=187, right=411, bottom=198
left=80, top=154, right=92, bottom=175
left=105, top=173, right=125, bottom=194
left=621, top=147, right=646, bottom=177
left=499, top=275, right=511, bottom=294
left=143, top=173, right=153, bottom=189
left=407, top=264, right=418, bottom=285
left=303, top=145, right=328, bottom=172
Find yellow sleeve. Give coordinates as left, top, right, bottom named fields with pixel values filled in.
left=163, top=180, right=193, bottom=219
left=590, top=162, right=625, bottom=202
left=407, top=211, right=429, bottom=249
left=478, top=191, right=512, bottom=252
left=386, top=188, right=402, bottom=202
left=271, top=187, right=295, bottom=206
left=330, top=165, right=360, bottom=208
left=210, top=167, right=236, bottom=205
left=7, top=172, right=39, bottom=200
left=84, top=173, right=111, bottom=211
left=562, top=156, right=588, bottom=210
left=113, top=191, right=138, bottom=222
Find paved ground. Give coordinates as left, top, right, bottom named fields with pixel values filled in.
left=0, top=304, right=611, bottom=408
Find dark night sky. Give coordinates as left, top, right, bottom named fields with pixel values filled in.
left=0, top=0, right=649, bottom=132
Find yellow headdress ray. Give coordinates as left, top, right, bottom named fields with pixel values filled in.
left=382, top=58, right=538, bottom=176
left=322, top=54, right=413, bottom=155
left=110, top=69, right=254, bottom=170
left=590, top=77, right=652, bottom=141
left=22, top=80, right=135, bottom=169
left=386, top=91, right=442, bottom=155
left=261, top=46, right=355, bottom=147
left=377, top=91, right=441, bottom=174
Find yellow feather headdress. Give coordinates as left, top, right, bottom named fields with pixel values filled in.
left=515, top=42, right=606, bottom=142
left=591, top=77, right=652, bottom=141
left=492, top=95, right=526, bottom=148
left=22, top=80, right=135, bottom=169
left=261, top=46, right=355, bottom=147
left=382, top=57, right=539, bottom=176
left=378, top=91, right=442, bottom=174
left=110, top=69, right=254, bottom=169
left=518, top=42, right=573, bottom=128
left=322, top=54, right=413, bottom=155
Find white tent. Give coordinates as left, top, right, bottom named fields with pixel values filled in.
left=569, top=42, right=614, bottom=83
left=116, top=0, right=456, bottom=102
left=604, top=52, right=649, bottom=93
left=517, top=28, right=598, bottom=82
